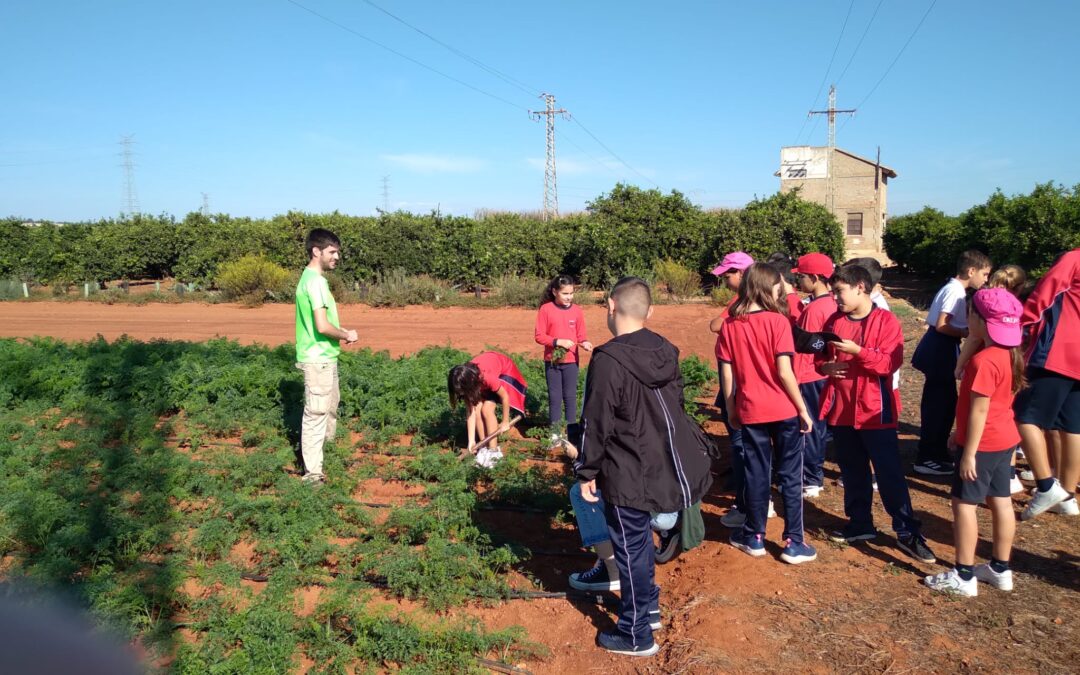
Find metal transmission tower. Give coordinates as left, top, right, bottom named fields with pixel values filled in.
left=118, top=134, right=140, bottom=214
left=529, top=93, right=569, bottom=221
left=808, top=85, right=855, bottom=212
left=381, top=175, right=391, bottom=211
left=200, top=192, right=211, bottom=215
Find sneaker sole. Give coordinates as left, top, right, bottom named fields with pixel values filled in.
left=913, top=465, right=953, bottom=476
left=898, top=542, right=936, bottom=564
left=924, top=582, right=977, bottom=597
left=973, top=574, right=1013, bottom=592
left=568, top=579, right=620, bottom=592
left=780, top=552, right=817, bottom=564
left=730, top=540, right=766, bottom=557
left=601, top=643, right=660, bottom=657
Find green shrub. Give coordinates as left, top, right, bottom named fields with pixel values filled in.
left=491, top=273, right=546, bottom=307
left=360, top=268, right=450, bottom=307
left=215, top=256, right=294, bottom=306
left=654, top=258, right=702, bottom=301
left=710, top=285, right=735, bottom=306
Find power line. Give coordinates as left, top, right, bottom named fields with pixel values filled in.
left=571, top=117, right=658, bottom=188
left=357, top=0, right=541, bottom=98
left=833, top=0, right=886, bottom=88
left=794, top=0, right=855, bottom=145
left=284, top=0, right=528, bottom=112
left=530, top=94, right=569, bottom=220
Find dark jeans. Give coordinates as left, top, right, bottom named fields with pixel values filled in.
left=545, top=362, right=579, bottom=426
left=799, top=380, right=828, bottom=488
left=740, top=417, right=805, bottom=544
left=913, top=328, right=960, bottom=464
left=833, top=426, right=922, bottom=538
left=605, top=502, right=660, bottom=643
left=716, top=366, right=746, bottom=511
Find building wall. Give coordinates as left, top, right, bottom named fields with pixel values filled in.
left=779, top=147, right=889, bottom=253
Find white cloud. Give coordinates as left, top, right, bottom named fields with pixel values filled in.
left=381, top=153, right=487, bottom=173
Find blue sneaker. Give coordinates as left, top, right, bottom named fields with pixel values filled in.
left=779, top=539, right=817, bottom=564
left=597, top=630, right=658, bottom=657
left=729, top=531, right=766, bottom=557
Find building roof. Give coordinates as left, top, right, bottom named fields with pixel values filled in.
left=774, top=146, right=897, bottom=179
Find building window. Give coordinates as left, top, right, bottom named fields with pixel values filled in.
left=846, top=212, right=863, bottom=236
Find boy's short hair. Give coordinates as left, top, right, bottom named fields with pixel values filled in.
left=957, top=249, right=991, bottom=276
left=844, top=256, right=883, bottom=288
left=765, top=252, right=797, bottom=285
left=610, top=276, right=651, bottom=319
left=831, top=264, right=873, bottom=293
left=305, top=228, right=341, bottom=258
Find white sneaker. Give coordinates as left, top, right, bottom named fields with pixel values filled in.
left=1010, top=476, right=1024, bottom=495
left=924, top=569, right=977, bottom=597
left=803, top=485, right=823, bottom=499
left=1015, top=447, right=1025, bottom=459
left=1049, top=497, right=1079, bottom=516
left=474, top=446, right=504, bottom=469
left=973, top=563, right=1014, bottom=591
left=1022, top=480, right=1069, bottom=520
left=768, top=499, right=777, bottom=518
left=720, top=508, right=746, bottom=528
left=1019, top=469, right=1035, bottom=481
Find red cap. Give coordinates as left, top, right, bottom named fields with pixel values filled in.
left=792, top=253, right=834, bottom=277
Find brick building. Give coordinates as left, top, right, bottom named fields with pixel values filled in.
left=776, top=146, right=896, bottom=256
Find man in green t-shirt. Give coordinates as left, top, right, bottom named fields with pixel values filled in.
left=295, top=228, right=357, bottom=484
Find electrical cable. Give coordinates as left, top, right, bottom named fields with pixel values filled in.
left=794, top=0, right=856, bottom=145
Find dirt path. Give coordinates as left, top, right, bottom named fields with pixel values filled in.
left=0, top=301, right=721, bottom=362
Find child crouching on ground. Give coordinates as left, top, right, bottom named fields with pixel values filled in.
left=925, top=288, right=1024, bottom=596
left=820, top=265, right=937, bottom=564
left=575, top=277, right=713, bottom=657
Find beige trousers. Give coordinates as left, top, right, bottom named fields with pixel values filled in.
left=296, top=361, right=339, bottom=477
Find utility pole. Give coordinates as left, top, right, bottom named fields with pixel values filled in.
left=380, top=175, right=390, bottom=212
left=529, top=93, right=569, bottom=221
left=200, top=192, right=210, bottom=215
left=118, top=134, right=139, bottom=214
left=808, top=85, right=855, bottom=212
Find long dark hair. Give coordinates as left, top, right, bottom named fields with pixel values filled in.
left=448, top=363, right=484, bottom=408
left=730, top=263, right=786, bottom=318
left=542, top=274, right=576, bottom=306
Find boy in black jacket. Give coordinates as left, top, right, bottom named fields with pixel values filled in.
left=576, top=277, right=713, bottom=657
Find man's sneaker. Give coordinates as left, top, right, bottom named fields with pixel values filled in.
left=1048, top=496, right=1079, bottom=516
left=914, top=460, right=954, bottom=476
left=973, top=563, right=1014, bottom=591
left=569, top=561, right=619, bottom=592
left=780, top=539, right=817, bottom=564
left=828, top=528, right=878, bottom=544
left=1021, top=480, right=1069, bottom=520
left=655, top=529, right=681, bottom=564
left=1010, top=476, right=1024, bottom=494
left=729, top=531, right=766, bottom=557
left=474, top=446, right=504, bottom=469
left=596, top=631, right=658, bottom=657
left=803, top=485, right=823, bottom=499
left=648, top=609, right=662, bottom=631
left=924, top=569, right=977, bottom=597
left=897, top=535, right=936, bottom=564
left=720, top=508, right=746, bottom=528
left=837, top=476, right=878, bottom=490
left=301, top=472, right=325, bottom=485
left=1018, top=469, right=1035, bottom=481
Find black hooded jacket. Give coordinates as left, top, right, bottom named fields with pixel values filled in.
left=574, top=328, right=714, bottom=513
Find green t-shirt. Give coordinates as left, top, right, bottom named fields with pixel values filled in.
left=295, top=268, right=341, bottom=363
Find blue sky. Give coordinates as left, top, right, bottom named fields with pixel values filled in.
left=2, top=1, right=1077, bottom=221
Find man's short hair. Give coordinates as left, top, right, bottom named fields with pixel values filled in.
left=844, top=256, right=883, bottom=287
left=765, top=251, right=797, bottom=285
left=305, top=228, right=341, bottom=258
left=957, top=249, right=992, bottom=275
left=831, top=264, right=873, bottom=293
left=610, top=276, right=651, bottom=319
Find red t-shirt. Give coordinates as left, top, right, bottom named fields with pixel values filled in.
left=470, top=351, right=527, bottom=413
left=718, top=310, right=797, bottom=424
left=786, top=292, right=803, bottom=323
left=534, top=301, right=588, bottom=363
left=955, top=346, right=1021, bottom=452
left=796, top=293, right=839, bottom=384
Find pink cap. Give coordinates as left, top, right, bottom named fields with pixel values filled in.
left=973, top=288, right=1023, bottom=347
left=711, top=251, right=754, bottom=276
left=792, top=252, right=834, bottom=277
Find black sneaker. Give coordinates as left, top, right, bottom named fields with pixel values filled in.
left=655, top=530, right=681, bottom=564
left=914, top=460, right=954, bottom=476
left=597, top=630, right=658, bottom=657
left=828, top=527, right=878, bottom=544
left=569, top=561, right=620, bottom=592
left=897, top=535, right=936, bottom=564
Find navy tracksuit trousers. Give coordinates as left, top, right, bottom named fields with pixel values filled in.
left=740, top=417, right=805, bottom=543
left=715, top=367, right=746, bottom=511
left=913, top=328, right=961, bottom=464
left=799, top=379, right=828, bottom=488
left=833, top=426, right=922, bottom=538
left=545, top=362, right=579, bottom=426
left=605, top=502, right=660, bottom=644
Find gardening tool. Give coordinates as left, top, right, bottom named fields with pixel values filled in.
left=459, top=415, right=522, bottom=458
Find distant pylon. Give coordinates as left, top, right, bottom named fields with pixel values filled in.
left=381, top=175, right=390, bottom=211
left=119, top=134, right=139, bottom=214
left=529, top=93, right=569, bottom=221
left=200, top=192, right=210, bottom=215
left=808, top=85, right=855, bottom=212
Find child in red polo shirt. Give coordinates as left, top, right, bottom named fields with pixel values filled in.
left=925, top=288, right=1024, bottom=597
left=793, top=252, right=837, bottom=498
left=535, top=275, right=593, bottom=446
left=719, top=263, right=815, bottom=564
left=448, top=351, right=528, bottom=467
left=819, top=265, right=936, bottom=564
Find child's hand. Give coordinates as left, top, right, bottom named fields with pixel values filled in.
left=830, top=339, right=861, bottom=355
left=580, top=479, right=599, bottom=503
left=798, top=410, right=814, bottom=434
left=820, top=361, right=850, bottom=378
left=959, top=454, right=977, bottom=482
left=581, top=341, right=594, bottom=352
left=556, top=338, right=575, bottom=350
